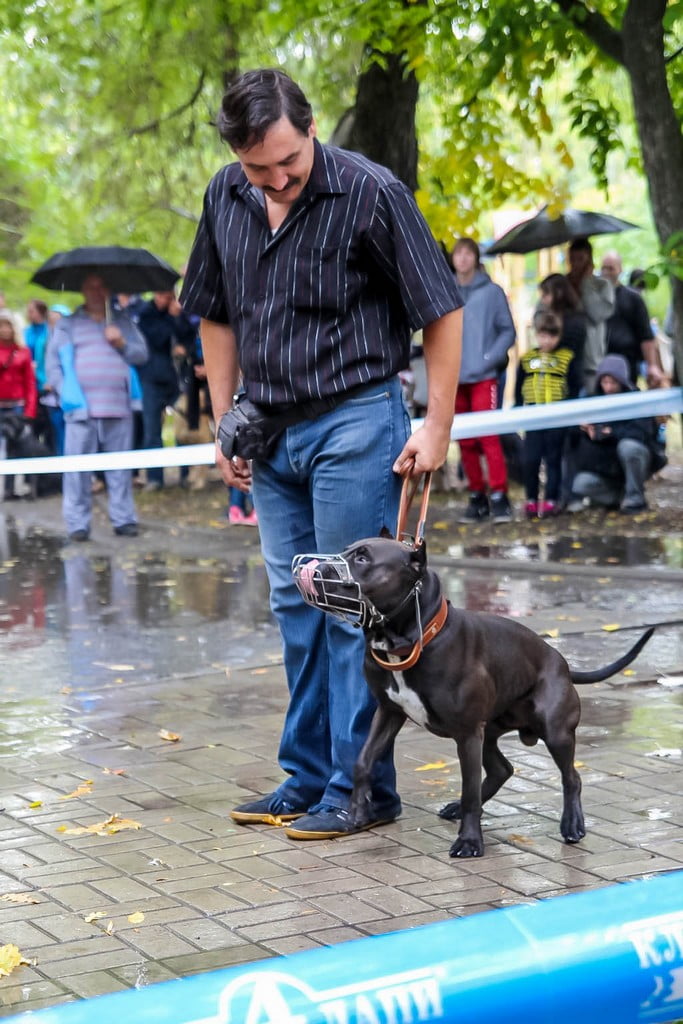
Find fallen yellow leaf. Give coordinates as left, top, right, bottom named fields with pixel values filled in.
left=158, top=729, right=181, bottom=742
left=83, top=911, right=107, bottom=923
left=60, top=781, right=94, bottom=800
left=0, top=893, right=39, bottom=906
left=541, top=628, right=560, bottom=638
left=127, top=912, right=145, bottom=925
left=102, top=768, right=127, bottom=776
left=601, top=623, right=620, bottom=632
left=28, top=800, right=42, bottom=808
left=250, top=668, right=268, bottom=675
left=415, top=761, right=449, bottom=772
left=105, top=920, right=115, bottom=935
left=59, top=814, right=142, bottom=837
left=622, top=669, right=635, bottom=676
left=507, top=834, right=535, bottom=845
left=0, top=944, right=30, bottom=978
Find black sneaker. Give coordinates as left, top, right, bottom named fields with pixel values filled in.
left=68, top=529, right=90, bottom=542
left=458, top=492, right=490, bottom=524
left=284, top=804, right=399, bottom=840
left=230, top=792, right=307, bottom=825
left=114, top=523, right=139, bottom=537
left=490, top=491, right=513, bottom=523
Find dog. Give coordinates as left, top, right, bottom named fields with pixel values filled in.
left=293, top=534, right=653, bottom=858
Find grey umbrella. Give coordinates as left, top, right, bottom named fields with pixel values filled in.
left=31, top=245, right=180, bottom=294
left=485, top=206, right=640, bottom=256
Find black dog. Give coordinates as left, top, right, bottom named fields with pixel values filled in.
left=293, top=535, right=653, bottom=858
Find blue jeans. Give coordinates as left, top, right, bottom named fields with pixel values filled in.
left=251, top=377, right=410, bottom=816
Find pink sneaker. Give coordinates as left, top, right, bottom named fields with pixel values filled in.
left=243, top=509, right=258, bottom=527
left=524, top=501, right=538, bottom=519
left=540, top=500, right=559, bottom=518
left=228, top=505, right=246, bottom=525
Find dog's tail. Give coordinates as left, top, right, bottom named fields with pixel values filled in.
left=571, top=626, right=655, bottom=685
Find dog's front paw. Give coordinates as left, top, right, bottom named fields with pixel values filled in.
left=449, top=835, right=484, bottom=858
left=561, top=816, right=586, bottom=844
left=438, top=800, right=462, bottom=821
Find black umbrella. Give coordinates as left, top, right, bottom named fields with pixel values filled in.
left=31, top=245, right=180, bottom=294
left=485, top=206, right=640, bottom=256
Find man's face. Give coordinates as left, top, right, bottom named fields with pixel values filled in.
left=154, top=291, right=175, bottom=310
left=568, top=246, right=592, bottom=278
left=600, top=255, right=621, bottom=285
left=452, top=245, right=477, bottom=278
left=81, top=275, right=110, bottom=312
left=235, top=116, right=316, bottom=208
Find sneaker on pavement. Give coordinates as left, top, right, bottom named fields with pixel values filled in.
left=242, top=509, right=258, bottom=527
left=230, top=792, right=308, bottom=825
left=524, top=501, right=539, bottom=520
left=540, top=500, right=559, bottom=518
left=490, top=491, right=513, bottom=522
left=458, top=492, right=490, bottom=524
left=228, top=505, right=246, bottom=525
left=284, top=804, right=399, bottom=841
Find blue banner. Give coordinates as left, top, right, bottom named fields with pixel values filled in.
left=11, top=870, right=683, bottom=1024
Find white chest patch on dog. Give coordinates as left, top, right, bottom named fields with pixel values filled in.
left=387, top=669, right=429, bottom=727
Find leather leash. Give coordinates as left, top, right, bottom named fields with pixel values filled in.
left=371, top=470, right=447, bottom=670
left=396, top=471, right=432, bottom=546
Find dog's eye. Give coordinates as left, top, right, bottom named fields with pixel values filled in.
left=354, top=548, right=369, bottom=563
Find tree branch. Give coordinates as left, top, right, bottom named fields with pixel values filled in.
left=125, top=68, right=207, bottom=137
left=666, top=43, right=683, bottom=64
left=552, top=0, right=624, bottom=65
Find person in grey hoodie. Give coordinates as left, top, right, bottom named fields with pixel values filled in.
left=451, top=237, right=516, bottom=522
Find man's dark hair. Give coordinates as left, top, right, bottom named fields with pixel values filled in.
left=533, top=309, right=562, bottom=335
left=451, top=237, right=481, bottom=267
left=217, top=69, right=313, bottom=150
left=568, top=236, right=593, bottom=258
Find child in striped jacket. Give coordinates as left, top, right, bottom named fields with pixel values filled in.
left=515, top=309, right=581, bottom=518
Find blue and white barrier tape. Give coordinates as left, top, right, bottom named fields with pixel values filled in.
left=0, top=387, right=680, bottom=475
left=9, top=870, right=683, bottom=1024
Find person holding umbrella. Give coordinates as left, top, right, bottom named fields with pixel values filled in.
left=45, top=274, right=148, bottom=541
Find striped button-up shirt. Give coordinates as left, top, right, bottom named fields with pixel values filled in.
left=180, top=140, right=462, bottom=407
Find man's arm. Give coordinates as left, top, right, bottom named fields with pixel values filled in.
left=200, top=318, right=251, bottom=491
left=393, top=307, right=462, bottom=477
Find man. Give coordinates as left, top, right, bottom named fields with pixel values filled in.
left=181, top=68, right=462, bottom=840
left=450, top=237, right=516, bottom=523
left=565, top=238, right=614, bottom=393
left=46, top=274, right=148, bottom=541
left=136, top=291, right=197, bottom=491
left=600, top=251, right=664, bottom=387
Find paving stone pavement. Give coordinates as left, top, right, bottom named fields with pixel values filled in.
left=0, top=489, right=682, bottom=1017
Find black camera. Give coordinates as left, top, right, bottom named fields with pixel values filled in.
left=217, top=397, right=279, bottom=461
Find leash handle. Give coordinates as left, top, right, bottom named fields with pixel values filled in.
left=396, top=471, right=432, bottom=546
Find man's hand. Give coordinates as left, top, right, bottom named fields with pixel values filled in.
left=393, top=422, right=451, bottom=478
left=104, top=325, right=125, bottom=350
left=215, top=443, right=252, bottom=491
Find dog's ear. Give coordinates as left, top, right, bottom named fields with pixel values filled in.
left=409, top=541, right=427, bottom=572
left=379, top=526, right=395, bottom=540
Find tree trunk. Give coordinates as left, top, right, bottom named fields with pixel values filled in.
left=622, top=0, right=683, bottom=376
left=332, top=52, right=419, bottom=192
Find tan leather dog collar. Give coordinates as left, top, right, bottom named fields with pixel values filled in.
left=370, top=596, right=448, bottom=671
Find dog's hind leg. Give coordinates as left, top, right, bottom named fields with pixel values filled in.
left=349, top=704, right=406, bottom=827
left=439, top=729, right=513, bottom=822
left=545, top=729, right=585, bottom=843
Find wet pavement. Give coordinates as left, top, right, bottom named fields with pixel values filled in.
left=0, top=484, right=682, bottom=1016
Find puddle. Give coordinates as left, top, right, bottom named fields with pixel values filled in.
left=448, top=533, right=683, bottom=568
left=0, top=522, right=279, bottom=700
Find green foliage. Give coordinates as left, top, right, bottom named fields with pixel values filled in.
left=0, top=0, right=680, bottom=310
